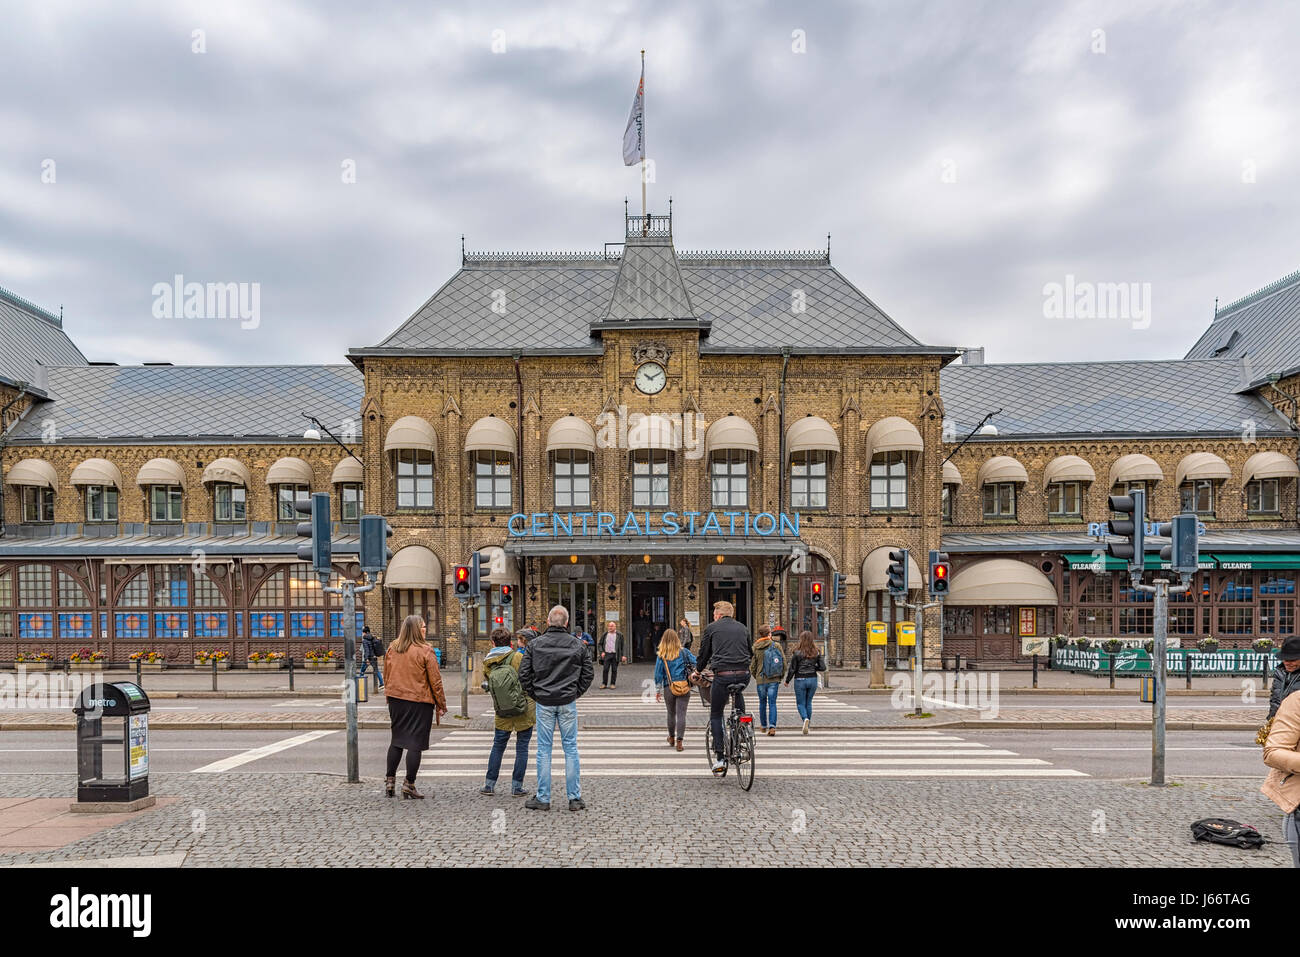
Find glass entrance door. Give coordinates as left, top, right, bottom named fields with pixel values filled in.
left=548, top=580, right=597, bottom=640
left=628, top=580, right=671, bottom=661
left=706, top=580, right=751, bottom=630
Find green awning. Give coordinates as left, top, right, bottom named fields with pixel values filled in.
left=1064, top=553, right=1215, bottom=571
left=1209, top=553, right=1300, bottom=570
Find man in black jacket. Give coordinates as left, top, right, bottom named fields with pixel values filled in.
left=519, top=605, right=593, bottom=811
left=693, top=600, right=752, bottom=773
left=1268, top=636, right=1300, bottom=719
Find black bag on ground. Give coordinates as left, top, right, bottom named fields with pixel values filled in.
left=1189, top=818, right=1264, bottom=849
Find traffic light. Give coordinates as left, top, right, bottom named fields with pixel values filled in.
left=358, top=515, right=393, bottom=574
left=886, top=548, right=909, bottom=599
left=810, top=580, right=824, bottom=606
left=928, top=550, right=951, bottom=598
left=1159, top=513, right=1199, bottom=576
left=832, top=572, right=847, bottom=606
left=469, top=551, right=484, bottom=597
left=500, top=583, right=512, bottom=605
left=295, top=492, right=332, bottom=576
left=1107, top=490, right=1146, bottom=575
left=453, top=565, right=471, bottom=600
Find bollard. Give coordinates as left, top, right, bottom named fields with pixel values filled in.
left=1032, top=653, right=1039, bottom=689
left=955, top=654, right=961, bottom=673
left=1109, top=652, right=1115, bottom=689
left=211, top=656, right=218, bottom=692
left=135, top=656, right=142, bottom=688
left=1262, top=659, right=1270, bottom=694
left=288, top=656, right=295, bottom=692
left=1185, top=651, right=1192, bottom=690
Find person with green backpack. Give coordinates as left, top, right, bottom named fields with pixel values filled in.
left=750, top=624, right=784, bottom=736
left=479, top=627, right=536, bottom=796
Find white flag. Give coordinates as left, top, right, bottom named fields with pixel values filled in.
left=622, top=66, right=644, bottom=165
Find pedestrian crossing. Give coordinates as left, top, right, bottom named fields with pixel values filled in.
left=477, top=692, right=867, bottom=719
left=419, top=729, right=1088, bottom=779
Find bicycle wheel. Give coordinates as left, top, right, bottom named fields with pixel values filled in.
left=733, top=722, right=755, bottom=791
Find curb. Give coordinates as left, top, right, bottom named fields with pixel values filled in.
left=823, top=687, right=1257, bottom=697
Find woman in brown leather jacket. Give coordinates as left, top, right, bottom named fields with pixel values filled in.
left=382, top=615, right=447, bottom=799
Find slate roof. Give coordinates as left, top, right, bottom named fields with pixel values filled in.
left=1184, top=269, right=1300, bottom=387
left=0, top=285, right=86, bottom=391
left=6, top=364, right=363, bottom=443
left=355, top=247, right=941, bottom=357
left=0, top=532, right=360, bottom=558
left=940, top=357, right=1290, bottom=439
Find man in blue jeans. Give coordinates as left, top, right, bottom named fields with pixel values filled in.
left=519, top=605, right=593, bottom=811
left=693, top=600, right=752, bottom=773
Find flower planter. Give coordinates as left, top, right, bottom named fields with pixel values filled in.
left=304, top=660, right=340, bottom=670
left=70, top=662, right=105, bottom=672
left=195, top=659, right=232, bottom=670
left=12, top=661, right=53, bottom=671
left=138, top=662, right=166, bottom=672
left=247, top=661, right=284, bottom=670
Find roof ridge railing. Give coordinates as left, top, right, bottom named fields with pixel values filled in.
left=676, top=249, right=829, bottom=263
left=0, top=283, right=62, bottom=327
left=626, top=212, right=671, bottom=238
left=1216, top=267, right=1300, bottom=316
left=462, top=249, right=831, bottom=265
left=463, top=251, right=621, bottom=264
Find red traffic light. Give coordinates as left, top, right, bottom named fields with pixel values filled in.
left=934, top=564, right=949, bottom=581
left=494, top=616, right=504, bottom=625
left=455, top=567, right=468, bottom=582
left=811, top=582, right=822, bottom=596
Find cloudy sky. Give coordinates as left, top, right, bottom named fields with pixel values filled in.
left=2, top=0, right=1296, bottom=367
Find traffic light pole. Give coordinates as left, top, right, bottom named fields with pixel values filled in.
left=457, top=599, right=475, bottom=720
left=1132, top=573, right=1188, bottom=786
left=321, top=576, right=373, bottom=784
left=899, top=599, right=943, bottom=716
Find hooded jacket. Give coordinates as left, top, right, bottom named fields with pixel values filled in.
left=519, top=625, right=594, bottom=706
left=483, top=644, right=536, bottom=732
left=749, top=635, right=784, bottom=685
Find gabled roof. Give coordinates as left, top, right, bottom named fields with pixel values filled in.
left=1185, top=268, right=1300, bottom=387
left=6, top=364, right=362, bottom=444
left=352, top=244, right=946, bottom=358
left=940, top=357, right=1291, bottom=439
left=0, top=285, right=86, bottom=392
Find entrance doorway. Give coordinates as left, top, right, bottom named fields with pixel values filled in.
left=628, top=580, right=671, bottom=661
left=706, top=579, right=751, bottom=630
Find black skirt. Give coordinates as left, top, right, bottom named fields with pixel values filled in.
left=388, top=696, right=434, bottom=751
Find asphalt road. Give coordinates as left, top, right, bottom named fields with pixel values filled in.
left=0, top=728, right=1270, bottom=780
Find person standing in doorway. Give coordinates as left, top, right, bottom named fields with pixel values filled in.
left=382, top=615, right=447, bottom=799
left=600, top=620, right=625, bottom=689
left=654, top=628, right=697, bottom=751
left=784, top=629, right=826, bottom=735
left=519, top=605, right=593, bottom=812
left=750, top=624, right=784, bottom=736
left=480, top=627, right=535, bottom=797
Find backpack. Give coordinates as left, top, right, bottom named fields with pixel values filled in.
left=487, top=653, right=528, bottom=718
left=368, top=636, right=383, bottom=656
left=762, top=642, right=785, bottom=679
left=1189, top=818, right=1265, bottom=849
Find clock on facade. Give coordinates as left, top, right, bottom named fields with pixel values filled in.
left=635, top=362, right=666, bottom=394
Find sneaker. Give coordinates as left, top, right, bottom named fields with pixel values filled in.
left=568, top=798, right=587, bottom=812
left=478, top=784, right=495, bottom=795
left=511, top=787, right=527, bottom=797
left=600, top=684, right=607, bottom=690
left=711, top=757, right=727, bottom=774
left=609, top=684, right=616, bottom=689
left=524, top=795, right=550, bottom=811
left=802, top=718, right=810, bottom=735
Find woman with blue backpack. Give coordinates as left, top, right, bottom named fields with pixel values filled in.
left=750, top=624, right=784, bottom=736
left=654, top=628, right=696, bottom=752
left=479, top=627, right=536, bottom=796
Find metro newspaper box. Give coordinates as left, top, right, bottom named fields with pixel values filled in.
left=73, top=681, right=151, bottom=803
left=866, top=621, right=888, bottom=646
left=896, top=621, right=916, bottom=647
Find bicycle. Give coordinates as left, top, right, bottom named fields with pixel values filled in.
left=697, top=672, right=755, bottom=791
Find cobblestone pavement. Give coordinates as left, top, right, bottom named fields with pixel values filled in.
left=0, top=772, right=1289, bottom=867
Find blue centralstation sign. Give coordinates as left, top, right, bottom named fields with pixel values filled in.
left=508, top=510, right=801, bottom=538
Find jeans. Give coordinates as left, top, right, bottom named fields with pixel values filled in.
left=485, top=726, right=532, bottom=792
left=1286, top=809, right=1300, bottom=868
left=534, top=702, right=580, bottom=802
left=756, top=681, right=779, bottom=728
left=359, top=656, right=383, bottom=686
left=602, top=655, right=619, bottom=685
left=709, top=672, right=749, bottom=760
left=793, top=677, right=818, bottom=720
left=663, top=689, right=689, bottom=739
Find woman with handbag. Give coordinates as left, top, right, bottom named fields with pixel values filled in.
left=382, top=614, right=447, bottom=799
left=1261, top=687, right=1300, bottom=867
left=654, top=628, right=697, bottom=752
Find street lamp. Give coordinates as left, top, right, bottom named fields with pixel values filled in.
left=300, top=412, right=362, bottom=466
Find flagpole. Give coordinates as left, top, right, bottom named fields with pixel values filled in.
left=640, top=49, right=647, bottom=235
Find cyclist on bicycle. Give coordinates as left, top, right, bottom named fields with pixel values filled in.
left=692, top=600, right=752, bottom=774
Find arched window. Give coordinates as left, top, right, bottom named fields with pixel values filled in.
left=788, top=554, right=830, bottom=638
